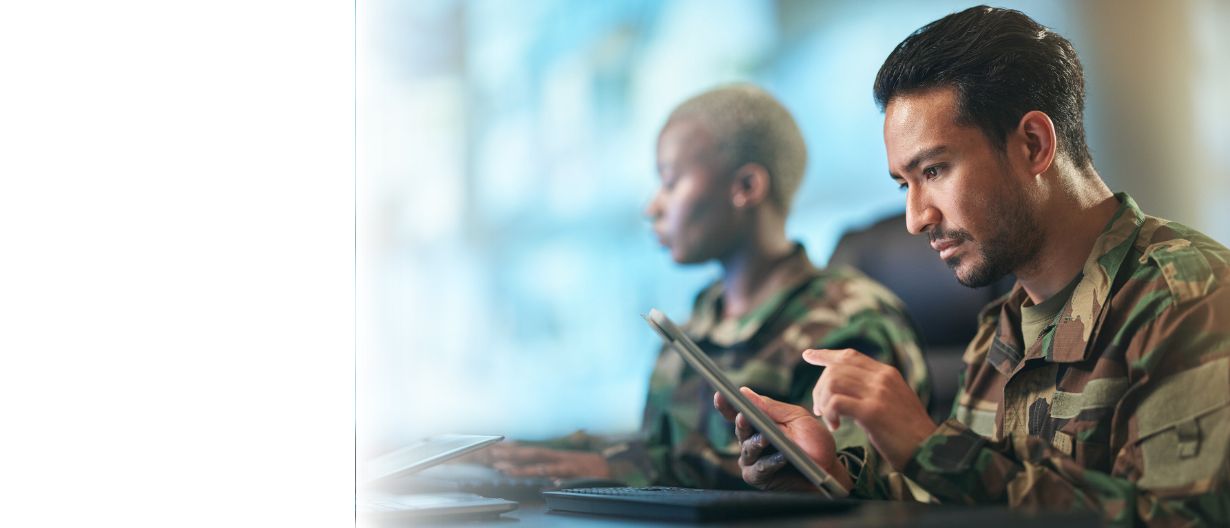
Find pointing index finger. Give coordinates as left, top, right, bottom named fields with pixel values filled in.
left=802, top=348, right=877, bottom=371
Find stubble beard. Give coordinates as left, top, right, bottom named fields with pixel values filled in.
left=946, top=193, right=1042, bottom=288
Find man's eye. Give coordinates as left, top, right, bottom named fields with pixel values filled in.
left=897, top=181, right=908, bottom=191
left=922, top=166, right=941, bottom=179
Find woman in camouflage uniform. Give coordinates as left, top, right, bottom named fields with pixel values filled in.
left=486, top=84, right=929, bottom=489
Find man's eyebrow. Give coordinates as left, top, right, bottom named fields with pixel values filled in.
left=889, top=145, right=949, bottom=180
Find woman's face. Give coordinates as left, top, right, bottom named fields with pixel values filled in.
left=646, top=119, right=740, bottom=264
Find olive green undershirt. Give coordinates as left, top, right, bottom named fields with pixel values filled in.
left=1020, top=273, right=1083, bottom=353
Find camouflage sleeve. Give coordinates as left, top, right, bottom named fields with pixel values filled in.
left=902, top=418, right=1230, bottom=524
left=898, top=287, right=1230, bottom=525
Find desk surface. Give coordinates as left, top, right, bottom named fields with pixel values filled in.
left=393, top=498, right=1101, bottom=528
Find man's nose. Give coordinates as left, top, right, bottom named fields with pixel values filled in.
left=905, top=188, right=939, bottom=236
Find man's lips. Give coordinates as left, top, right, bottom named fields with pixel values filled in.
left=931, top=239, right=962, bottom=260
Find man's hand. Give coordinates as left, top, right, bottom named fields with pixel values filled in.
left=803, top=348, right=937, bottom=470
left=474, top=443, right=612, bottom=478
left=714, top=387, right=853, bottom=492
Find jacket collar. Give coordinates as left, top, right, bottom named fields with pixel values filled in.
left=687, top=244, right=817, bottom=346
left=991, top=193, right=1145, bottom=371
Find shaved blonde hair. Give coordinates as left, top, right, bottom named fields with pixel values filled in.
left=666, top=84, right=808, bottom=214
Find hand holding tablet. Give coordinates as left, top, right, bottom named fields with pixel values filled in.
left=644, top=309, right=850, bottom=498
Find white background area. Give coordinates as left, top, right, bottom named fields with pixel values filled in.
left=0, top=2, right=354, bottom=526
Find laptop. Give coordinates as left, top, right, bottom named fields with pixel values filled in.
left=358, top=434, right=519, bottom=523
left=541, top=309, right=857, bottom=521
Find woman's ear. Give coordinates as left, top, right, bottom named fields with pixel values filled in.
left=731, top=163, right=771, bottom=209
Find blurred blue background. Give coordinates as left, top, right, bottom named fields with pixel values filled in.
left=357, top=0, right=1230, bottom=455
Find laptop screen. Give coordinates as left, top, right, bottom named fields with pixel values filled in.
left=364, top=434, right=503, bottom=482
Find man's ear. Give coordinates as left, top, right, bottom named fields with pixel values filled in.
left=1016, top=110, right=1057, bottom=177
left=730, top=163, right=771, bottom=209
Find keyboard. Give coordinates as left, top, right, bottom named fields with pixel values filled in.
left=543, top=486, right=858, bottom=522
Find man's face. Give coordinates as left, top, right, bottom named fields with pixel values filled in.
left=646, top=119, right=739, bottom=264
left=884, top=87, right=1042, bottom=287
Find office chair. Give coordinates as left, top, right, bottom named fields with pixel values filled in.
left=828, top=213, right=1014, bottom=422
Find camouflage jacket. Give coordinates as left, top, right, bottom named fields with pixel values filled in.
left=603, top=245, right=929, bottom=488
left=849, top=194, right=1230, bottom=526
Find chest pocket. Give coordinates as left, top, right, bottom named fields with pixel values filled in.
left=1047, top=377, right=1129, bottom=461
left=1050, top=377, right=1130, bottom=421
left=1134, top=357, right=1230, bottom=490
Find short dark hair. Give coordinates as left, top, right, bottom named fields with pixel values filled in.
left=873, top=5, right=1092, bottom=168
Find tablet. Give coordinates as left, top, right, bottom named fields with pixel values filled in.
left=644, top=309, right=849, bottom=498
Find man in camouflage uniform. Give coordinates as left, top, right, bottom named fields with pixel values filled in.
left=718, top=6, right=1230, bottom=525
left=484, top=84, right=930, bottom=489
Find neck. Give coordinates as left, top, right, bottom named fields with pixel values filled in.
left=1015, top=170, right=1117, bottom=304
left=718, top=219, right=803, bottom=319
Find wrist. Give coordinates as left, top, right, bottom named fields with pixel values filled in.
left=585, top=452, right=613, bottom=478
left=884, top=421, right=936, bottom=470
left=821, top=457, right=855, bottom=492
